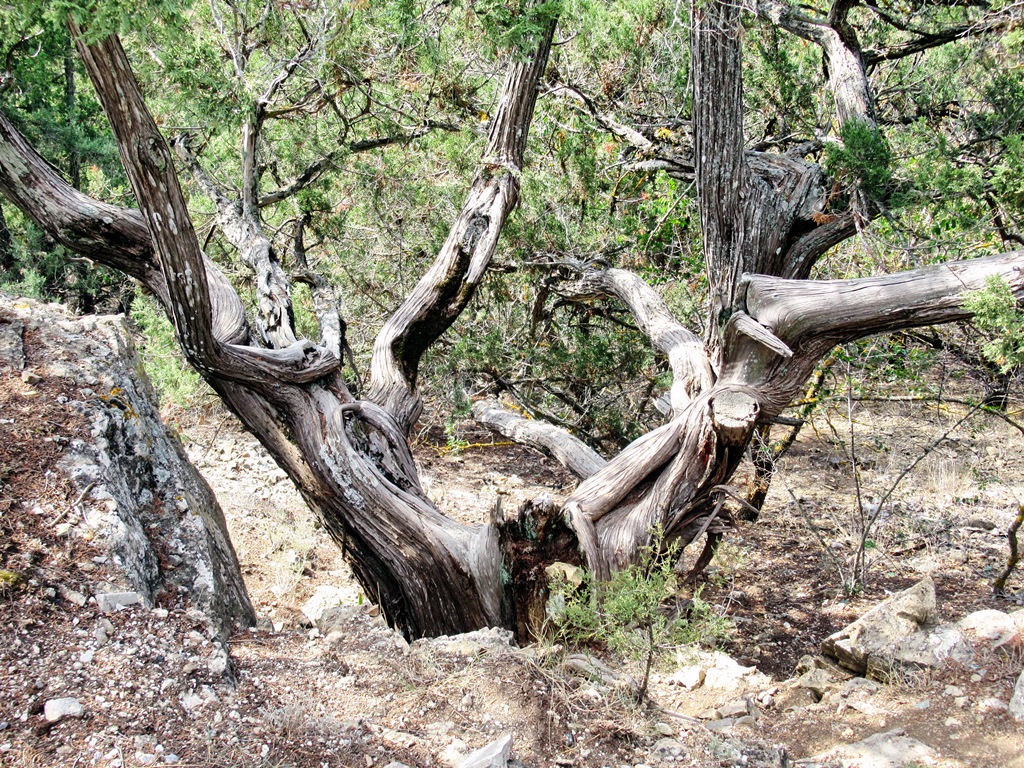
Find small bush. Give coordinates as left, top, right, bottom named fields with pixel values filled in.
left=552, top=531, right=731, bottom=701
left=963, top=274, right=1024, bottom=373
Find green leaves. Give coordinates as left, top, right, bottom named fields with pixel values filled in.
left=825, top=119, right=893, bottom=203
left=963, top=275, right=1024, bottom=373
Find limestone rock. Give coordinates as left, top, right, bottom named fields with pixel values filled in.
left=1009, top=669, right=1024, bottom=722
left=301, top=585, right=349, bottom=627
left=703, top=652, right=758, bottom=690
left=666, top=665, right=704, bottom=690
left=800, top=728, right=935, bottom=768
left=0, top=296, right=254, bottom=636
left=44, top=697, right=84, bottom=723
left=821, top=577, right=935, bottom=675
left=958, top=609, right=1021, bottom=650
left=456, top=733, right=512, bottom=768
left=414, top=628, right=515, bottom=658
left=865, top=624, right=974, bottom=679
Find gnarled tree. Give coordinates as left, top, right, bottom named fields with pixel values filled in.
left=1, top=0, right=1022, bottom=639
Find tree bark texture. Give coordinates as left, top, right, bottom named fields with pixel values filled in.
left=1, top=3, right=1023, bottom=640
left=0, top=14, right=560, bottom=639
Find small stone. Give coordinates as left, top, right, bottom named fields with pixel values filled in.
left=978, top=697, right=1008, bottom=714
left=704, top=718, right=735, bottom=733
left=717, top=700, right=749, bottom=719
left=943, top=685, right=964, bottom=697
left=21, top=369, right=41, bottom=385
left=914, top=699, right=931, bottom=710
left=650, top=738, right=685, bottom=758
left=79, top=649, right=94, bottom=664
left=944, top=717, right=961, bottom=728
left=136, top=753, right=157, bottom=766
left=44, top=697, right=84, bottom=723
left=59, top=587, right=87, bottom=607
left=96, top=591, right=141, bottom=613
left=653, top=722, right=674, bottom=736
left=162, top=756, right=179, bottom=765
left=666, top=665, right=704, bottom=690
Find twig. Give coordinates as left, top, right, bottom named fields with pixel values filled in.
left=994, top=504, right=1024, bottom=596
left=49, top=481, right=96, bottom=527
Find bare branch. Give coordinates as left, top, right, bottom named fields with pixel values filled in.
left=367, top=14, right=559, bottom=432
left=473, top=398, right=607, bottom=479
left=556, top=267, right=713, bottom=414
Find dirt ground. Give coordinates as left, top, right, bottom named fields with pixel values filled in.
left=1, top=359, right=1023, bottom=767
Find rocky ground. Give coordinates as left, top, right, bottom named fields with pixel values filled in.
left=2, top=301, right=1024, bottom=767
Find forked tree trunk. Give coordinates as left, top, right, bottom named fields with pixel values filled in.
left=1, top=4, right=1023, bottom=642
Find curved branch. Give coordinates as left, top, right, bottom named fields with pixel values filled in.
left=172, top=135, right=298, bottom=349
left=73, top=27, right=338, bottom=388
left=0, top=110, right=249, bottom=347
left=747, top=251, right=1024, bottom=345
left=472, top=398, right=607, bottom=480
left=556, top=267, right=713, bottom=414
left=366, top=14, right=558, bottom=432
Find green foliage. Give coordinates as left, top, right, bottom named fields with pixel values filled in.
left=129, top=294, right=210, bottom=410
left=963, top=275, right=1024, bottom=373
left=825, top=119, right=893, bottom=202
left=552, top=531, right=731, bottom=699
left=472, top=0, right=561, bottom=55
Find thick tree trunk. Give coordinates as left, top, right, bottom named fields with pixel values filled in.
left=0, top=14, right=560, bottom=640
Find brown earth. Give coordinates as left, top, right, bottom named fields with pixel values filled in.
left=1, top=356, right=1023, bottom=767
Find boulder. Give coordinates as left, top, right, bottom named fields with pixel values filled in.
left=1010, top=669, right=1024, bottom=722
left=821, top=578, right=935, bottom=675
left=801, top=728, right=935, bottom=768
left=959, top=609, right=1022, bottom=650
left=0, top=296, right=254, bottom=636
left=867, top=624, right=974, bottom=679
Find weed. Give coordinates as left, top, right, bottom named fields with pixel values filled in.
left=551, top=529, right=731, bottom=702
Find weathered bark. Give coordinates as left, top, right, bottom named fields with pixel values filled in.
left=0, top=12, right=560, bottom=640
left=473, top=398, right=606, bottom=480
left=367, top=20, right=557, bottom=434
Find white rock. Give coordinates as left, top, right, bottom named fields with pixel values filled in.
left=1010, top=669, right=1024, bottom=722
left=456, top=733, right=512, bottom=768
left=667, top=665, right=705, bottom=689
left=978, top=697, right=1008, bottom=714
left=959, top=609, right=1021, bottom=649
left=44, top=697, right=84, bottom=723
left=703, top=653, right=756, bottom=690
left=804, top=728, right=934, bottom=768
left=301, top=585, right=349, bottom=626
left=96, top=591, right=141, bottom=612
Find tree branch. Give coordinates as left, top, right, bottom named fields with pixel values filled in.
left=72, top=27, right=337, bottom=388
left=366, top=13, right=559, bottom=432
left=555, top=267, right=713, bottom=414
left=472, top=398, right=607, bottom=479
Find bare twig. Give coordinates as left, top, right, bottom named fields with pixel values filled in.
left=994, top=504, right=1024, bottom=596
